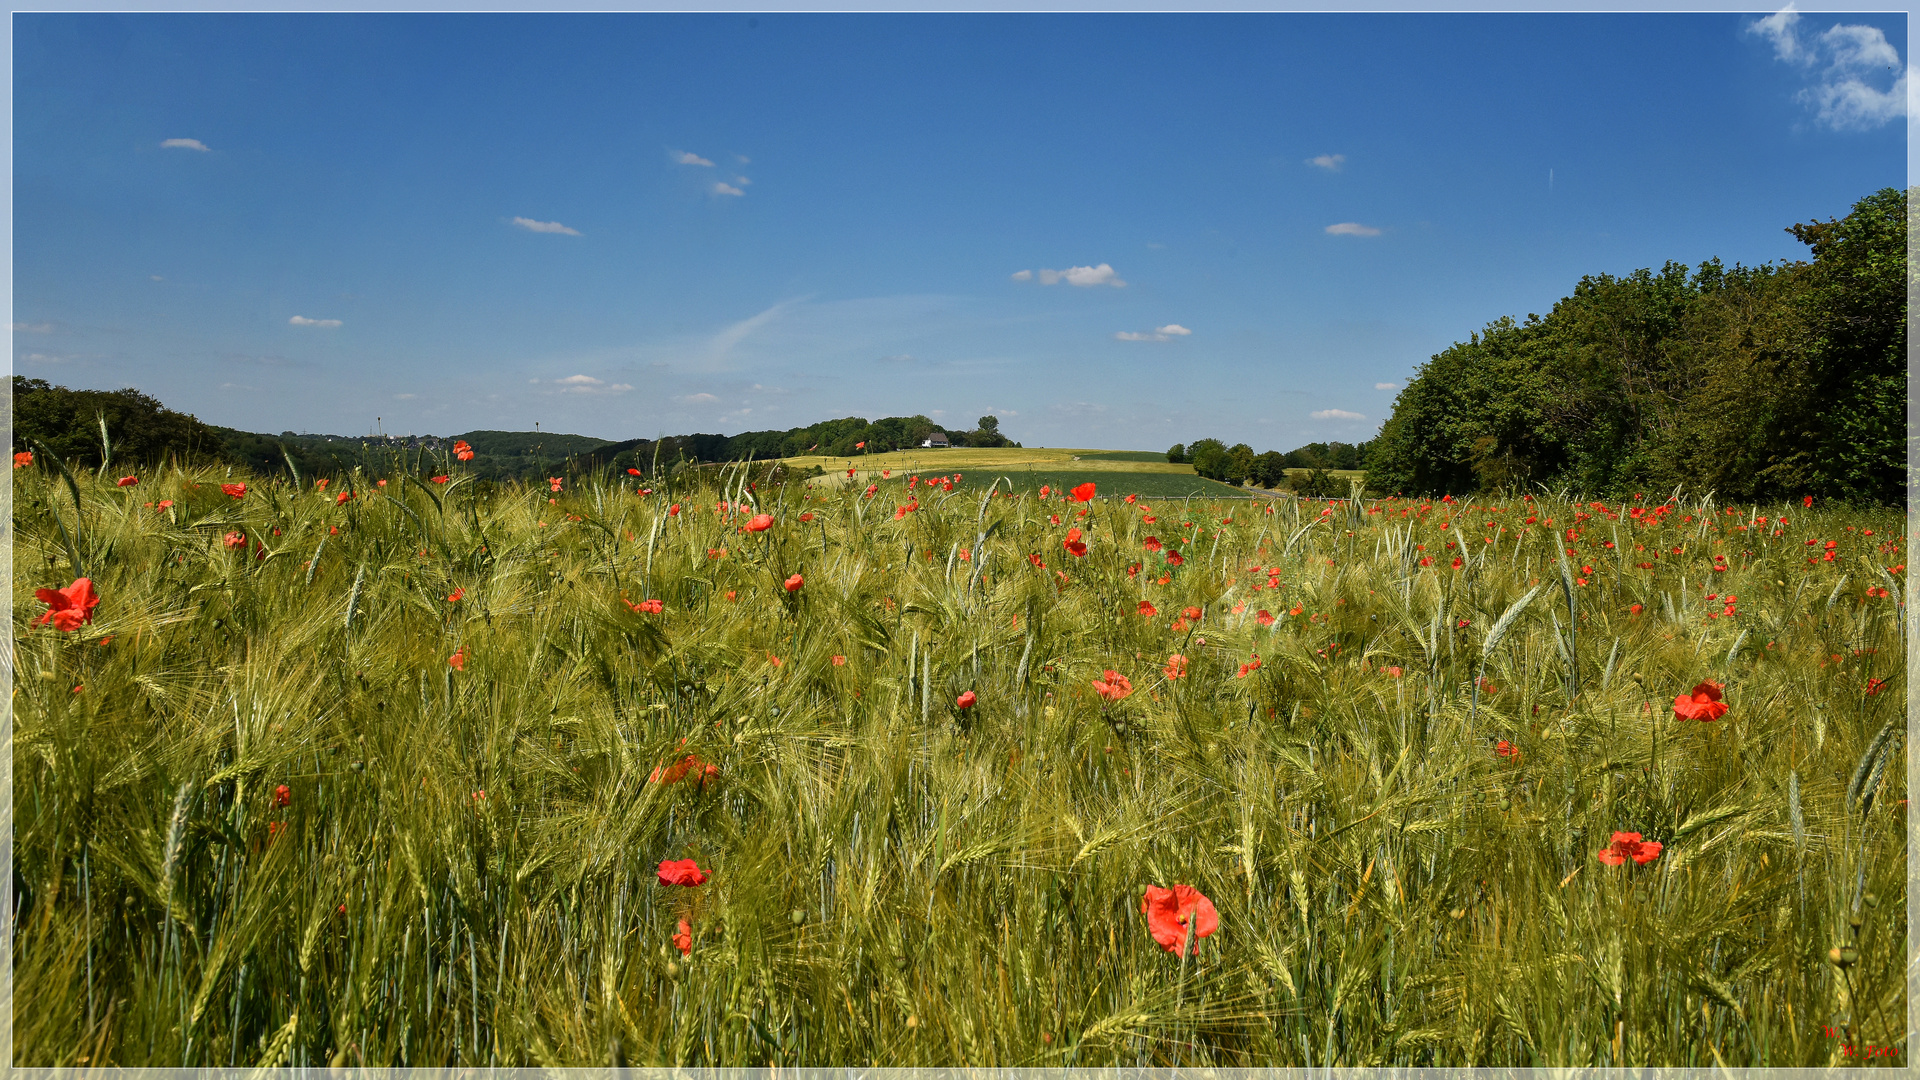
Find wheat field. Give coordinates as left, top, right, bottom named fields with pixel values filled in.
left=8, top=451, right=1909, bottom=1067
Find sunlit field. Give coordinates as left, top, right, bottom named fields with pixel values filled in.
left=10, top=451, right=1908, bottom=1067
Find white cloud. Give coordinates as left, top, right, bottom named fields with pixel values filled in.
left=1114, top=324, right=1190, bottom=342
left=161, top=138, right=209, bottom=151
left=1035, top=263, right=1125, bottom=287
left=150, top=275, right=165, bottom=282
left=1375, top=382, right=1399, bottom=390
left=1748, top=7, right=1909, bottom=130
left=550, top=374, right=632, bottom=394
left=674, top=151, right=715, bottom=166
left=289, top=316, right=342, bottom=327
left=1009, top=269, right=1032, bottom=281
left=1325, top=222, right=1382, bottom=237
left=1307, top=153, right=1346, bottom=171
left=513, top=217, right=581, bottom=235
left=677, top=392, right=721, bottom=404
left=712, top=182, right=745, bottom=197
left=9, top=322, right=52, bottom=333
left=735, top=154, right=751, bottom=164
left=394, top=393, right=417, bottom=400
left=1311, top=408, right=1366, bottom=421
left=876, top=353, right=916, bottom=363
left=19, top=352, right=72, bottom=364
left=733, top=175, right=752, bottom=186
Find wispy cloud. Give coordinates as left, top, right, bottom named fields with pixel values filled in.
left=673, top=150, right=715, bottom=166
left=712, top=182, right=745, bottom=197
left=19, top=352, right=75, bottom=364
left=1311, top=408, right=1366, bottom=421
left=552, top=374, right=633, bottom=394
left=677, top=392, right=721, bottom=404
left=9, top=322, right=52, bottom=333
left=161, top=138, right=209, bottom=151
left=1325, top=223, right=1381, bottom=237
left=1747, top=6, right=1909, bottom=130
left=1375, top=382, right=1399, bottom=390
left=394, top=393, right=417, bottom=400
left=1009, top=269, right=1032, bottom=281
left=1114, top=323, right=1192, bottom=343
left=1052, top=401, right=1109, bottom=416
left=1024, top=263, right=1126, bottom=287
left=513, top=217, right=581, bottom=235
left=876, top=353, right=916, bottom=363
left=289, top=315, right=342, bottom=328
left=1307, top=153, right=1345, bottom=171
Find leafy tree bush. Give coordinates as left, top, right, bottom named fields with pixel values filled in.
left=12, top=377, right=227, bottom=469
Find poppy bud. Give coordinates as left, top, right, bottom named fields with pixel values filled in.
left=1863, top=892, right=1880, bottom=909
left=789, top=908, right=807, bottom=926
left=1848, top=911, right=1863, bottom=931
left=1828, top=946, right=1857, bottom=968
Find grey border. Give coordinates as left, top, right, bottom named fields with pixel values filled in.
left=4, top=4, right=1911, bottom=1073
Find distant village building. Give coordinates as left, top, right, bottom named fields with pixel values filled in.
left=921, top=431, right=950, bottom=448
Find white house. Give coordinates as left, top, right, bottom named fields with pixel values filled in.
left=921, top=431, right=951, bottom=448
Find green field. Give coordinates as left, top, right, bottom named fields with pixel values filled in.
left=782, top=446, right=1360, bottom=500
left=10, top=451, right=1906, bottom=1067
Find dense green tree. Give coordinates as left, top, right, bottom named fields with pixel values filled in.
left=1253, top=450, right=1288, bottom=488
left=1365, top=188, right=1906, bottom=504
left=1166, top=443, right=1187, bottom=464
left=1225, top=443, right=1256, bottom=485
left=1187, top=438, right=1229, bottom=480
left=12, top=377, right=228, bottom=469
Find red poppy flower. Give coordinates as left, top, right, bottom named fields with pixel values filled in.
left=1064, top=539, right=1088, bottom=557
left=745, top=514, right=775, bottom=532
left=1039, top=485, right=1051, bottom=498
left=1163, top=654, right=1189, bottom=679
left=1142, top=536, right=1163, bottom=553
left=1495, top=740, right=1520, bottom=760
left=548, top=477, right=563, bottom=492
left=1672, top=681, right=1727, bottom=722
left=1092, top=670, right=1134, bottom=701
left=431, top=475, right=450, bottom=484
left=629, top=598, right=665, bottom=614
left=1072, top=482, right=1097, bottom=502
left=784, top=573, right=804, bottom=592
left=669, top=503, right=682, bottom=516
left=35, top=578, right=101, bottom=632
left=658, top=858, right=710, bottom=886
left=799, top=512, right=815, bottom=522
left=224, top=531, right=247, bottom=549
left=1141, top=884, right=1219, bottom=955
left=116, top=475, right=138, bottom=487
left=222, top=483, right=247, bottom=498
left=448, top=647, right=466, bottom=671
left=673, top=917, right=693, bottom=956
left=274, top=784, right=292, bottom=807
left=13, top=451, right=32, bottom=468
left=1138, top=600, right=1158, bottom=617
left=1596, top=832, right=1662, bottom=866
left=651, top=755, right=718, bottom=785
left=832, top=655, right=846, bottom=666
left=1804, top=495, right=1813, bottom=508
left=1166, top=552, right=1185, bottom=567
left=455, top=440, right=475, bottom=462
left=1029, top=553, right=1045, bottom=567
left=1255, top=609, right=1275, bottom=627
left=336, top=491, right=352, bottom=505
left=447, top=588, right=465, bottom=603
left=855, top=441, right=867, bottom=449
left=957, top=690, right=977, bottom=709
left=1125, top=494, right=1138, bottom=504
left=1169, top=619, right=1189, bottom=632
left=1181, top=606, right=1202, bottom=621
left=1866, top=677, right=1886, bottom=695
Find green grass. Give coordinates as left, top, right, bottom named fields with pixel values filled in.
left=11, top=455, right=1908, bottom=1067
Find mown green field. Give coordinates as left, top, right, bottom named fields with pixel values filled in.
left=10, top=451, right=1908, bottom=1067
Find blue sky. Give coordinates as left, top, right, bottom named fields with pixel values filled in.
left=11, top=10, right=1908, bottom=452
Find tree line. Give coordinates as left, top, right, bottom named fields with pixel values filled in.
left=1164, top=438, right=1370, bottom=495
left=1364, top=186, right=1907, bottom=505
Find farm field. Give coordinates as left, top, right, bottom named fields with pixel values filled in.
left=9, top=451, right=1909, bottom=1068
left=781, top=446, right=1363, bottom=500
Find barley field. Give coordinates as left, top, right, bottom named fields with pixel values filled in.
left=8, top=450, right=1909, bottom=1067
